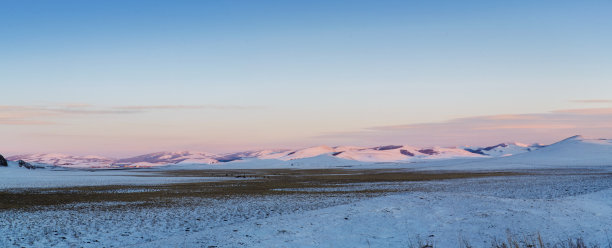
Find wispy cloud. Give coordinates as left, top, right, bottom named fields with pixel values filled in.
left=0, top=105, right=138, bottom=125
left=483, top=114, right=544, bottom=120
left=0, top=119, right=55, bottom=125
left=475, top=124, right=575, bottom=130
left=571, top=99, right=612, bottom=103
left=317, top=108, right=612, bottom=147
left=0, top=103, right=261, bottom=125
left=552, top=108, right=612, bottom=115
left=114, top=105, right=262, bottom=110
left=0, top=106, right=57, bottom=125
left=59, top=103, right=94, bottom=108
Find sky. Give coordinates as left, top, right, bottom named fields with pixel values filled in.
left=1, top=0, right=612, bottom=157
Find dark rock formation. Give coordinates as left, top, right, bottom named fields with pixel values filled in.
left=464, top=148, right=486, bottom=155
left=18, top=160, right=38, bottom=169
left=374, top=145, right=403, bottom=151
left=214, top=154, right=242, bottom=163
left=0, top=154, right=7, bottom=166
left=418, top=149, right=439, bottom=155
left=400, top=149, right=414, bottom=156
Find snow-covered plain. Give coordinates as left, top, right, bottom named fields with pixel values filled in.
left=1, top=135, right=612, bottom=247
left=151, top=174, right=612, bottom=248
left=1, top=171, right=611, bottom=247
left=0, top=161, right=236, bottom=189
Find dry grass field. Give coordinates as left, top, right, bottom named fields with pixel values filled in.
left=0, top=169, right=519, bottom=210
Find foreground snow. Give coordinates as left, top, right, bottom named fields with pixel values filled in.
left=146, top=173, right=612, bottom=247
left=1, top=171, right=611, bottom=247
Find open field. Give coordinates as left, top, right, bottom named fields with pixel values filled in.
left=1, top=168, right=611, bottom=247
left=1, top=169, right=519, bottom=210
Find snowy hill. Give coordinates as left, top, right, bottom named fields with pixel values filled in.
left=6, top=153, right=114, bottom=168
left=116, top=151, right=218, bottom=166
left=501, top=135, right=612, bottom=166
left=333, top=145, right=418, bottom=162
left=464, top=142, right=543, bottom=157
left=232, top=145, right=485, bottom=163
left=213, top=149, right=292, bottom=162
left=213, top=154, right=368, bottom=169
left=0, top=145, right=509, bottom=168
left=281, top=154, right=366, bottom=168
left=115, top=149, right=300, bottom=166
left=6, top=135, right=607, bottom=168
left=416, top=135, right=612, bottom=171
left=333, top=145, right=484, bottom=162
left=281, top=146, right=336, bottom=160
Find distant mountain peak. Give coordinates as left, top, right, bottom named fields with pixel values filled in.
left=561, top=135, right=584, bottom=142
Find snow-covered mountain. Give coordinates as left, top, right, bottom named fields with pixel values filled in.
left=216, top=149, right=291, bottom=161
left=7, top=135, right=608, bottom=168
left=6, top=153, right=115, bottom=168
left=215, top=145, right=483, bottom=164
left=5, top=146, right=486, bottom=168
left=115, top=151, right=218, bottom=166
left=500, top=135, right=612, bottom=166
left=332, top=145, right=417, bottom=162
left=463, top=142, right=544, bottom=157
left=333, top=145, right=484, bottom=162
left=281, top=145, right=336, bottom=160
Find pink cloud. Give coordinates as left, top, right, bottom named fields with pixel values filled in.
left=0, top=104, right=261, bottom=126
left=553, top=108, right=612, bottom=115
left=483, top=114, right=543, bottom=120
left=0, top=119, right=55, bottom=125
left=475, top=124, right=575, bottom=130
left=114, top=105, right=261, bottom=110
left=317, top=108, right=612, bottom=147
left=571, top=99, right=612, bottom=103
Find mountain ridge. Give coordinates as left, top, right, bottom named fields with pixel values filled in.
left=8, top=135, right=605, bottom=168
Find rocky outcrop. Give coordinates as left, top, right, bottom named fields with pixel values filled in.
left=18, top=160, right=41, bottom=169
left=0, top=154, right=7, bottom=166
left=418, top=149, right=439, bottom=155
left=400, top=149, right=415, bottom=156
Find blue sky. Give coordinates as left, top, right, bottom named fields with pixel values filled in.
left=1, top=0, right=612, bottom=156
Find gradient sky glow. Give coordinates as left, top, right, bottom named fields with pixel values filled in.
left=2, top=0, right=612, bottom=157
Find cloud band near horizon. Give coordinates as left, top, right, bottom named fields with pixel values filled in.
left=316, top=108, right=612, bottom=147
left=2, top=104, right=612, bottom=156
